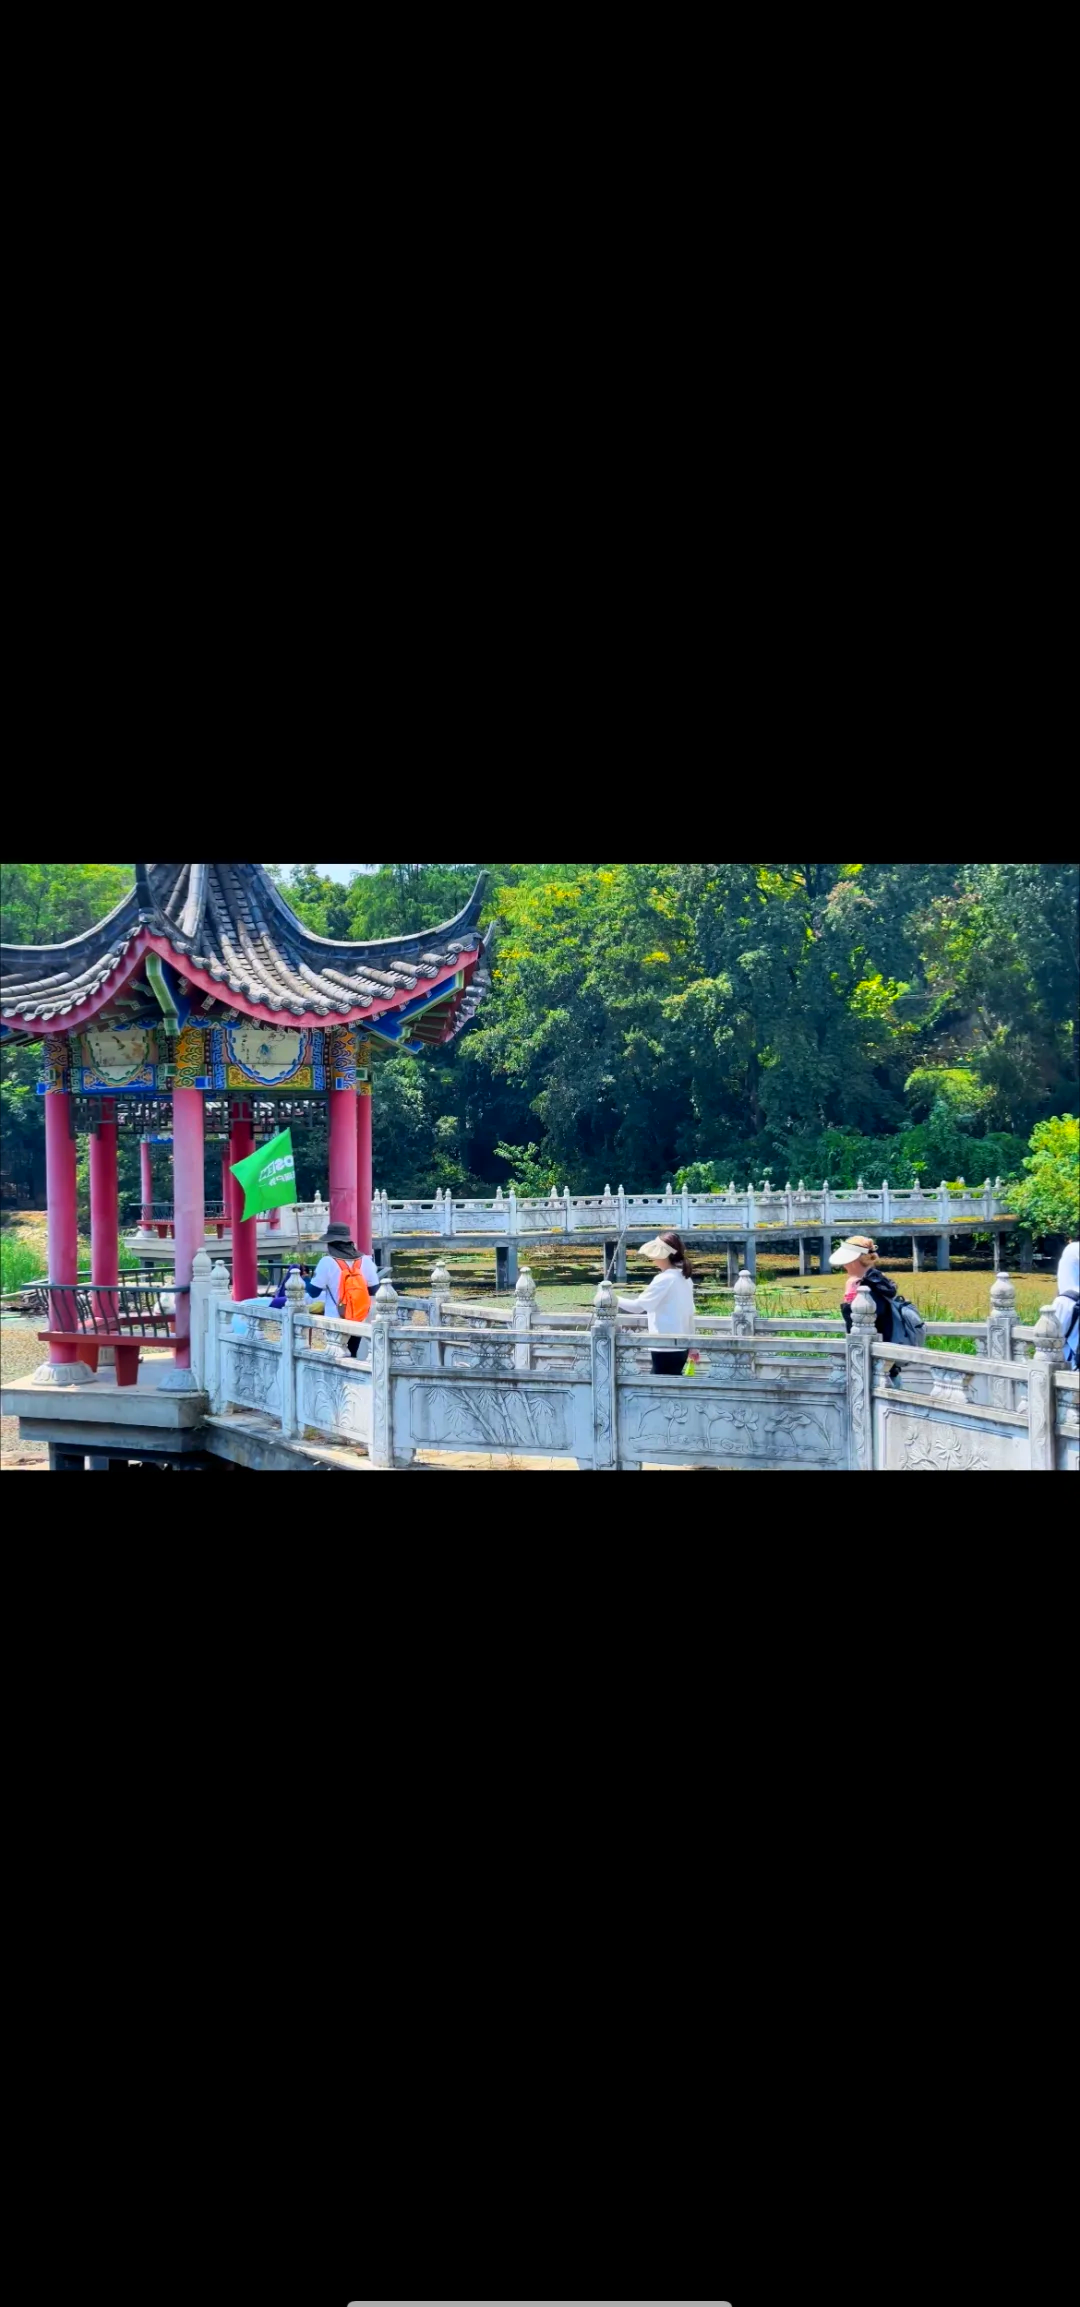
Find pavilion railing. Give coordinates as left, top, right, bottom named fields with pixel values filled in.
left=21, top=1278, right=189, bottom=1339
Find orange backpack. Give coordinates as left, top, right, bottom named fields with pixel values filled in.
left=335, top=1258, right=371, bottom=1325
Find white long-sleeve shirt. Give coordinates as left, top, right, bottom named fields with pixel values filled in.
left=618, top=1267, right=695, bottom=1337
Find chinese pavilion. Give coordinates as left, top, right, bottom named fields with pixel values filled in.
left=0, top=863, right=491, bottom=1385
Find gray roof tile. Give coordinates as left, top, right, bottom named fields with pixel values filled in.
left=1, top=863, right=489, bottom=1043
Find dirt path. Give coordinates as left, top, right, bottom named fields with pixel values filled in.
left=0, top=1319, right=48, bottom=1468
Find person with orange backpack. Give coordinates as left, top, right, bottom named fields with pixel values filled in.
left=305, top=1223, right=379, bottom=1357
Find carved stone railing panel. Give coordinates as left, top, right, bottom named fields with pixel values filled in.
left=617, top=1377, right=848, bottom=1469
left=219, top=1335, right=282, bottom=1418
left=874, top=1397, right=1030, bottom=1472
left=295, top=1351, right=372, bottom=1448
left=1054, top=1375, right=1079, bottom=1472
left=397, top=1375, right=582, bottom=1459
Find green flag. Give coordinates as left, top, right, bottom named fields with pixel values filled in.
left=230, top=1126, right=297, bottom=1221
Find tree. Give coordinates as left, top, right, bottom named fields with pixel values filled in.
left=1009, top=1115, right=1079, bottom=1242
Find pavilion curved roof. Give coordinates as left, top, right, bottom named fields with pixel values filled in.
left=0, top=863, right=491, bottom=1041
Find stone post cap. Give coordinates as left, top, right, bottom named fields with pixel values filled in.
left=516, top=1268, right=537, bottom=1301
left=851, top=1285, right=878, bottom=1329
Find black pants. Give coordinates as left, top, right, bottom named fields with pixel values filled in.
left=652, top=1350, right=689, bottom=1375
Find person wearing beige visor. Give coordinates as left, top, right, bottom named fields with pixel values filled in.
left=618, top=1231, right=696, bottom=1374
left=831, top=1236, right=899, bottom=1341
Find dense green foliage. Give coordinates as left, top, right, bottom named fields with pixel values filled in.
left=1008, top=1114, right=1079, bottom=1240
left=3, top=862, right=1078, bottom=1241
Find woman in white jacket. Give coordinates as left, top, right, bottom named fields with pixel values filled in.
left=618, top=1233, right=696, bottom=1374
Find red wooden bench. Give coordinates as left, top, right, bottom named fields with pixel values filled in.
left=34, top=1324, right=176, bottom=1386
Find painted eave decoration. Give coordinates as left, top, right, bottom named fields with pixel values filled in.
left=0, top=863, right=492, bottom=1046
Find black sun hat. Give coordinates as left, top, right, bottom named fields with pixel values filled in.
left=312, top=1220, right=360, bottom=1259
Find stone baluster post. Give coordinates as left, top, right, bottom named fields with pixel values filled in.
left=514, top=1267, right=536, bottom=1372
left=205, top=1260, right=231, bottom=1413
left=1028, top=1307, right=1064, bottom=1470
left=370, top=1279, right=398, bottom=1469
left=188, top=1250, right=213, bottom=1393
left=564, top=1185, right=572, bottom=1235
left=732, top=1269, right=757, bottom=1339
left=279, top=1270, right=305, bottom=1439
left=430, top=1261, right=451, bottom=1368
left=508, top=1186, right=518, bottom=1239
left=618, top=1185, right=628, bottom=1236
left=986, top=1272, right=1018, bottom=1411
left=846, top=1284, right=877, bottom=1470
left=882, top=1180, right=891, bottom=1224
left=591, top=1280, right=617, bottom=1470
left=682, top=1182, right=691, bottom=1229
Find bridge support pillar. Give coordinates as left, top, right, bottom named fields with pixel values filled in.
left=744, top=1236, right=757, bottom=1278
left=604, top=1239, right=627, bottom=1282
left=1018, top=1234, right=1033, bottom=1271
left=911, top=1236, right=923, bottom=1273
left=496, top=1244, right=519, bottom=1294
left=727, top=1245, right=739, bottom=1285
left=820, top=1234, right=834, bottom=1272
left=798, top=1236, right=808, bottom=1275
left=936, top=1232, right=951, bottom=1271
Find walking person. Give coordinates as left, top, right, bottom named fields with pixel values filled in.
left=832, top=1237, right=898, bottom=1338
left=618, top=1233, right=695, bottom=1374
left=305, top=1222, right=379, bottom=1357
left=1052, top=1236, right=1079, bottom=1369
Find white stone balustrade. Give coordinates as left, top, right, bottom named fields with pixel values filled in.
left=367, top=1177, right=1013, bottom=1241
left=192, top=1263, right=1076, bottom=1473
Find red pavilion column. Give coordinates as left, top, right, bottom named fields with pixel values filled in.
left=356, top=1078, right=373, bottom=1255
left=90, top=1118, right=119, bottom=1328
left=229, top=1101, right=258, bottom=1303
left=44, top=1086, right=79, bottom=1366
left=329, top=1087, right=358, bottom=1246
left=172, top=1088, right=205, bottom=1369
left=140, top=1138, right=154, bottom=1225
